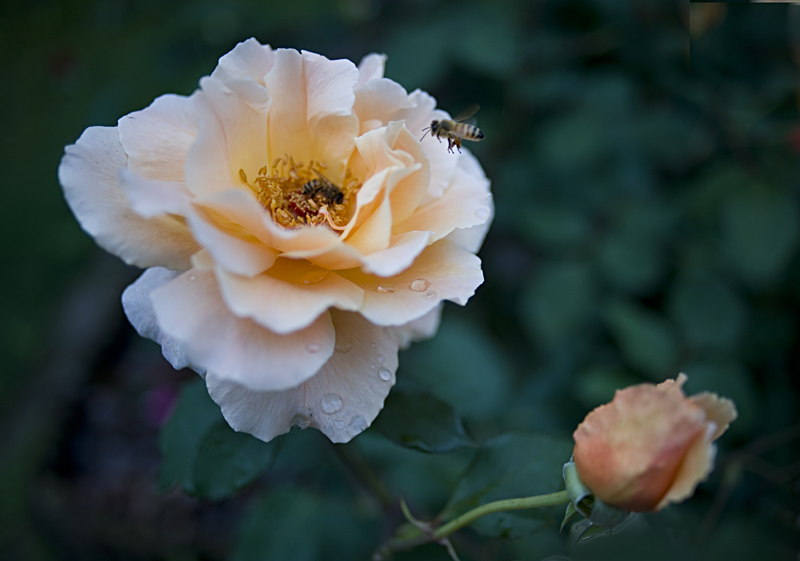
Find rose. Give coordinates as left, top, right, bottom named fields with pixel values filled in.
left=571, top=374, right=737, bottom=512
left=58, top=38, right=492, bottom=444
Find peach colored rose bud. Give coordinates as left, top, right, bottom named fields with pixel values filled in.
left=572, top=374, right=737, bottom=512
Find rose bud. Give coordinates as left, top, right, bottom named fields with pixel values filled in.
left=571, top=374, right=737, bottom=513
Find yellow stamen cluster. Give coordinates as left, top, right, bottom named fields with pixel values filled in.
left=239, top=155, right=361, bottom=230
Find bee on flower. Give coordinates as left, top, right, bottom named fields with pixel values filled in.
left=58, top=39, right=493, bottom=444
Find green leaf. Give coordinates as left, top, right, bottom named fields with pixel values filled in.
left=159, top=378, right=278, bottom=499
left=373, top=388, right=474, bottom=454
left=602, top=299, right=679, bottom=380
left=158, top=378, right=223, bottom=493
left=445, top=432, right=573, bottom=539
left=667, top=270, right=745, bottom=350
left=722, top=184, right=800, bottom=287
left=520, top=260, right=594, bottom=344
left=193, top=423, right=280, bottom=501
left=233, top=486, right=377, bottom=561
left=400, top=319, right=513, bottom=420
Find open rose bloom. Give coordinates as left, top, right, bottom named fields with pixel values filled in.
left=58, top=39, right=492, bottom=443
left=572, top=374, right=737, bottom=513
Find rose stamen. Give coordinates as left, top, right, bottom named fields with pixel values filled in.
left=239, top=155, right=360, bottom=231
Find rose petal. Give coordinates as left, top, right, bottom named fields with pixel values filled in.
left=354, top=78, right=415, bottom=135
left=573, top=383, right=708, bottom=511
left=689, top=392, right=738, bottom=440
left=388, top=304, right=443, bottom=349
left=655, top=431, right=717, bottom=511
left=394, top=149, right=492, bottom=245
left=58, top=126, right=199, bottom=270
left=206, top=310, right=399, bottom=443
left=359, top=230, right=431, bottom=277
left=187, top=202, right=279, bottom=277
left=211, top=37, right=276, bottom=84
left=185, top=76, right=270, bottom=198
left=264, top=49, right=359, bottom=174
left=340, top=239, right=484, bottom=326
left=151, top=269, right=335, bottom=391
left=121, top=267, right=195, bottom=371
left=120, top=170, right=194, bottom=218
left=216, top=259, right=364, bottom=334
left=356, top=53, right=387, bottom=86
left=117, top=93, right=199, bottom=182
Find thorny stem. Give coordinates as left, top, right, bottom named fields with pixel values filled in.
left=373, top=490, right=571, bottom=559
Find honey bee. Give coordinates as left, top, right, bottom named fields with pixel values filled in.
left=301, top=172, right=344, bottom=205
left=420, top=104, right=484, bottom=153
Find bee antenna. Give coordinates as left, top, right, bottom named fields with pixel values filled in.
left=419, top=127, right=430, bottom=141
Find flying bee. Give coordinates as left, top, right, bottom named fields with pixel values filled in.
left=420, top=104, right=484, bottom=153
left=301, top=172, right=344, bottom=205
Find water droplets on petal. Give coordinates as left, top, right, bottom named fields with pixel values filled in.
left=307, top=343, right=321, bottom=353
left=348, top=415, right=367, bottom=432
left=474, top=207, right=490, bottom=220
left=291, top=414, right=310, bottom=429
left=424, top=289, right=437, bottom=299
left=377, top=355, right=385, bottom=365
left=378, top=367, right=392, bottom=381
left=377, top=285, right=396, bottom=294
left=335, top=342, right=352, bottom=353
left=320, top=393, right=343, bottom=414
left=410, top=279, right=430, bottom=292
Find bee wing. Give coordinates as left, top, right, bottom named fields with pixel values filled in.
left=452, top=104, right=480, bottom=122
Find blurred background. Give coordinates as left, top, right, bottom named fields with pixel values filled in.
left=1, top=0, right=799, bottom=559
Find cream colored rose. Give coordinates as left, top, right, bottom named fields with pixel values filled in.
left=58, top=38, right=492, bottom=444
left=572, top=374, right=737, bottom=512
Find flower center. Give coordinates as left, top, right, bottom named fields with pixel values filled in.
left=239, top=155, right=361, bottom=230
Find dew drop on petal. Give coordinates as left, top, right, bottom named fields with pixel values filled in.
left=335, top=342, right=352, bottom=353
left=377, top=355, right=385, bottom=364
left=410, top=279, right=430, bottom=292
left=377, top=285, right=396, bottom=294
left=378, top=367, right=392, bottom=381
left=474, top=207, right=490, bottom=220
left=370, top=363, right=376, bottom=370
left=291, top=414, right=310, bottom=429
left=298, top=265, right=328, bottom=285
left=307, top=343, right=321, bottom=353
left=334, top=419, right=345, bottom=430
left=189, top=275, right=196, bottom=281
left=320, top=393, right=343, bottom=414
left=348, top=415, right=367, bottom=432
left=424, top=289, right=437, bottom=299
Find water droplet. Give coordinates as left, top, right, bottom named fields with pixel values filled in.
left=334, top=419, right=345, bottom=430
left=370, top=363, right=376, bottom=370
left=307, top=343, right=320, bottom=353
left=474, top=207, right=490, bottom=220
left=348, top=415, right=367, bottom=432
left=410, top=279, right=430, bottom=292
left=377, top=355, right=385, bottom=364
left=424, top=289, right=437, bottom=299
left=298, top=265, right=328, bottom=285
left=377, top=285, right=396, bottom=294
left=290, top=414, right=310, bottom=429
left=335, top=342, right=352, bottom=353
left=320, top=393, right=343, bottom=414
left=189, top=275, right=196, bottom=281
left=378, top=367, right=392, bottom=381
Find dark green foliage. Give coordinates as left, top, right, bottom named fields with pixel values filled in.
left=373, top=388, right=474, bottom=453
left=3, top=0, right=800, bottom=560
left=160, top=379, right=279, bottom=500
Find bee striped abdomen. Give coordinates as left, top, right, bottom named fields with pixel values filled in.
left=460, top=124, right=484, bottom=140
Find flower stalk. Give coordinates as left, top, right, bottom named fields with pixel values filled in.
left=373, top=490, right=571, bottom=559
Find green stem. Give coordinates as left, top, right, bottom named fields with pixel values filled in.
left=376, top=490, right=571, bottom=557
